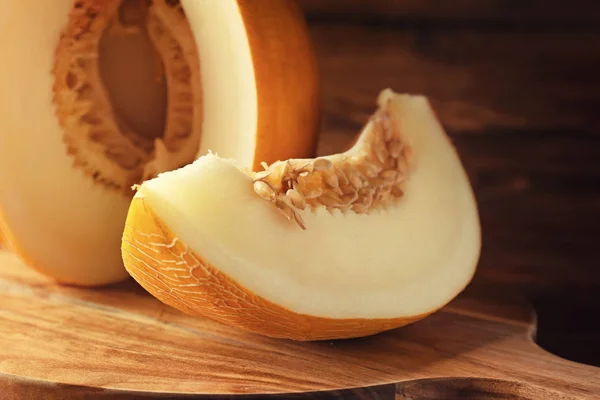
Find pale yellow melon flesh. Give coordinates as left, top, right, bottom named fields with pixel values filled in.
left=121, top=90, right=481, bottom=340
left=0, top=0, right=318, bottom=286
left=182, top=0, right=320, bottom=170
left=0, top=0, right=133, bottom=285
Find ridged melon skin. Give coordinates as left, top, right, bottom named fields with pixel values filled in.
left=122, top=195, right=433, bottom=341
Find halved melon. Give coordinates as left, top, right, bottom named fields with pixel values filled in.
left=121, top=89, right=481, bottom=341
left=0, top=0, right=319, bottom=286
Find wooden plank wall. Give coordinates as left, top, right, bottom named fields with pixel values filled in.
left=298, top=0, right=600, bottom=25
left=298, top=0, right=600, bottom=135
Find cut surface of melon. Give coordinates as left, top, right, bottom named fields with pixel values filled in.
left=182, top=0, right=320, bottom=170
left=0, top=0, right=318, bottom=286
left=122, top=90, right=481, bottom=340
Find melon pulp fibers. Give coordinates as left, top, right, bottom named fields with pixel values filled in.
left=0, top=0, right=318, bottom=286
left=121, top=90, right=481, bottom=341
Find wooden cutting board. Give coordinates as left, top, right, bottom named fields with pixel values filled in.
left=0, top=249, right=598, bottom=399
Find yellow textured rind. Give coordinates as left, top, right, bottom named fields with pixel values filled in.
left=121, top=195, right=435, bottom=341
left=237, top=0, right=321, bottom=169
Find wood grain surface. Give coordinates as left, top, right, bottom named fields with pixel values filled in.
left=1, top=249, right=599, bottom=399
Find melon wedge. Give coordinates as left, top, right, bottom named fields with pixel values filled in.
left=0, top=0, right=318, bottom=286
left=121, top=89, right=481, bottom=341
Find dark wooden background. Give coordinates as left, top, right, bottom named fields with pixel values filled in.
left=297, top=0, right=600, bottom=367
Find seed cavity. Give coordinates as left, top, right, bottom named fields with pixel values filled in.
left=251, top=103, right=413, bottom=230
left=53, top=0, right=201, bottom=194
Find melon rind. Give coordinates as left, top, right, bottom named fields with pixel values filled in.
left=121, top=91, right=481, bottom=340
